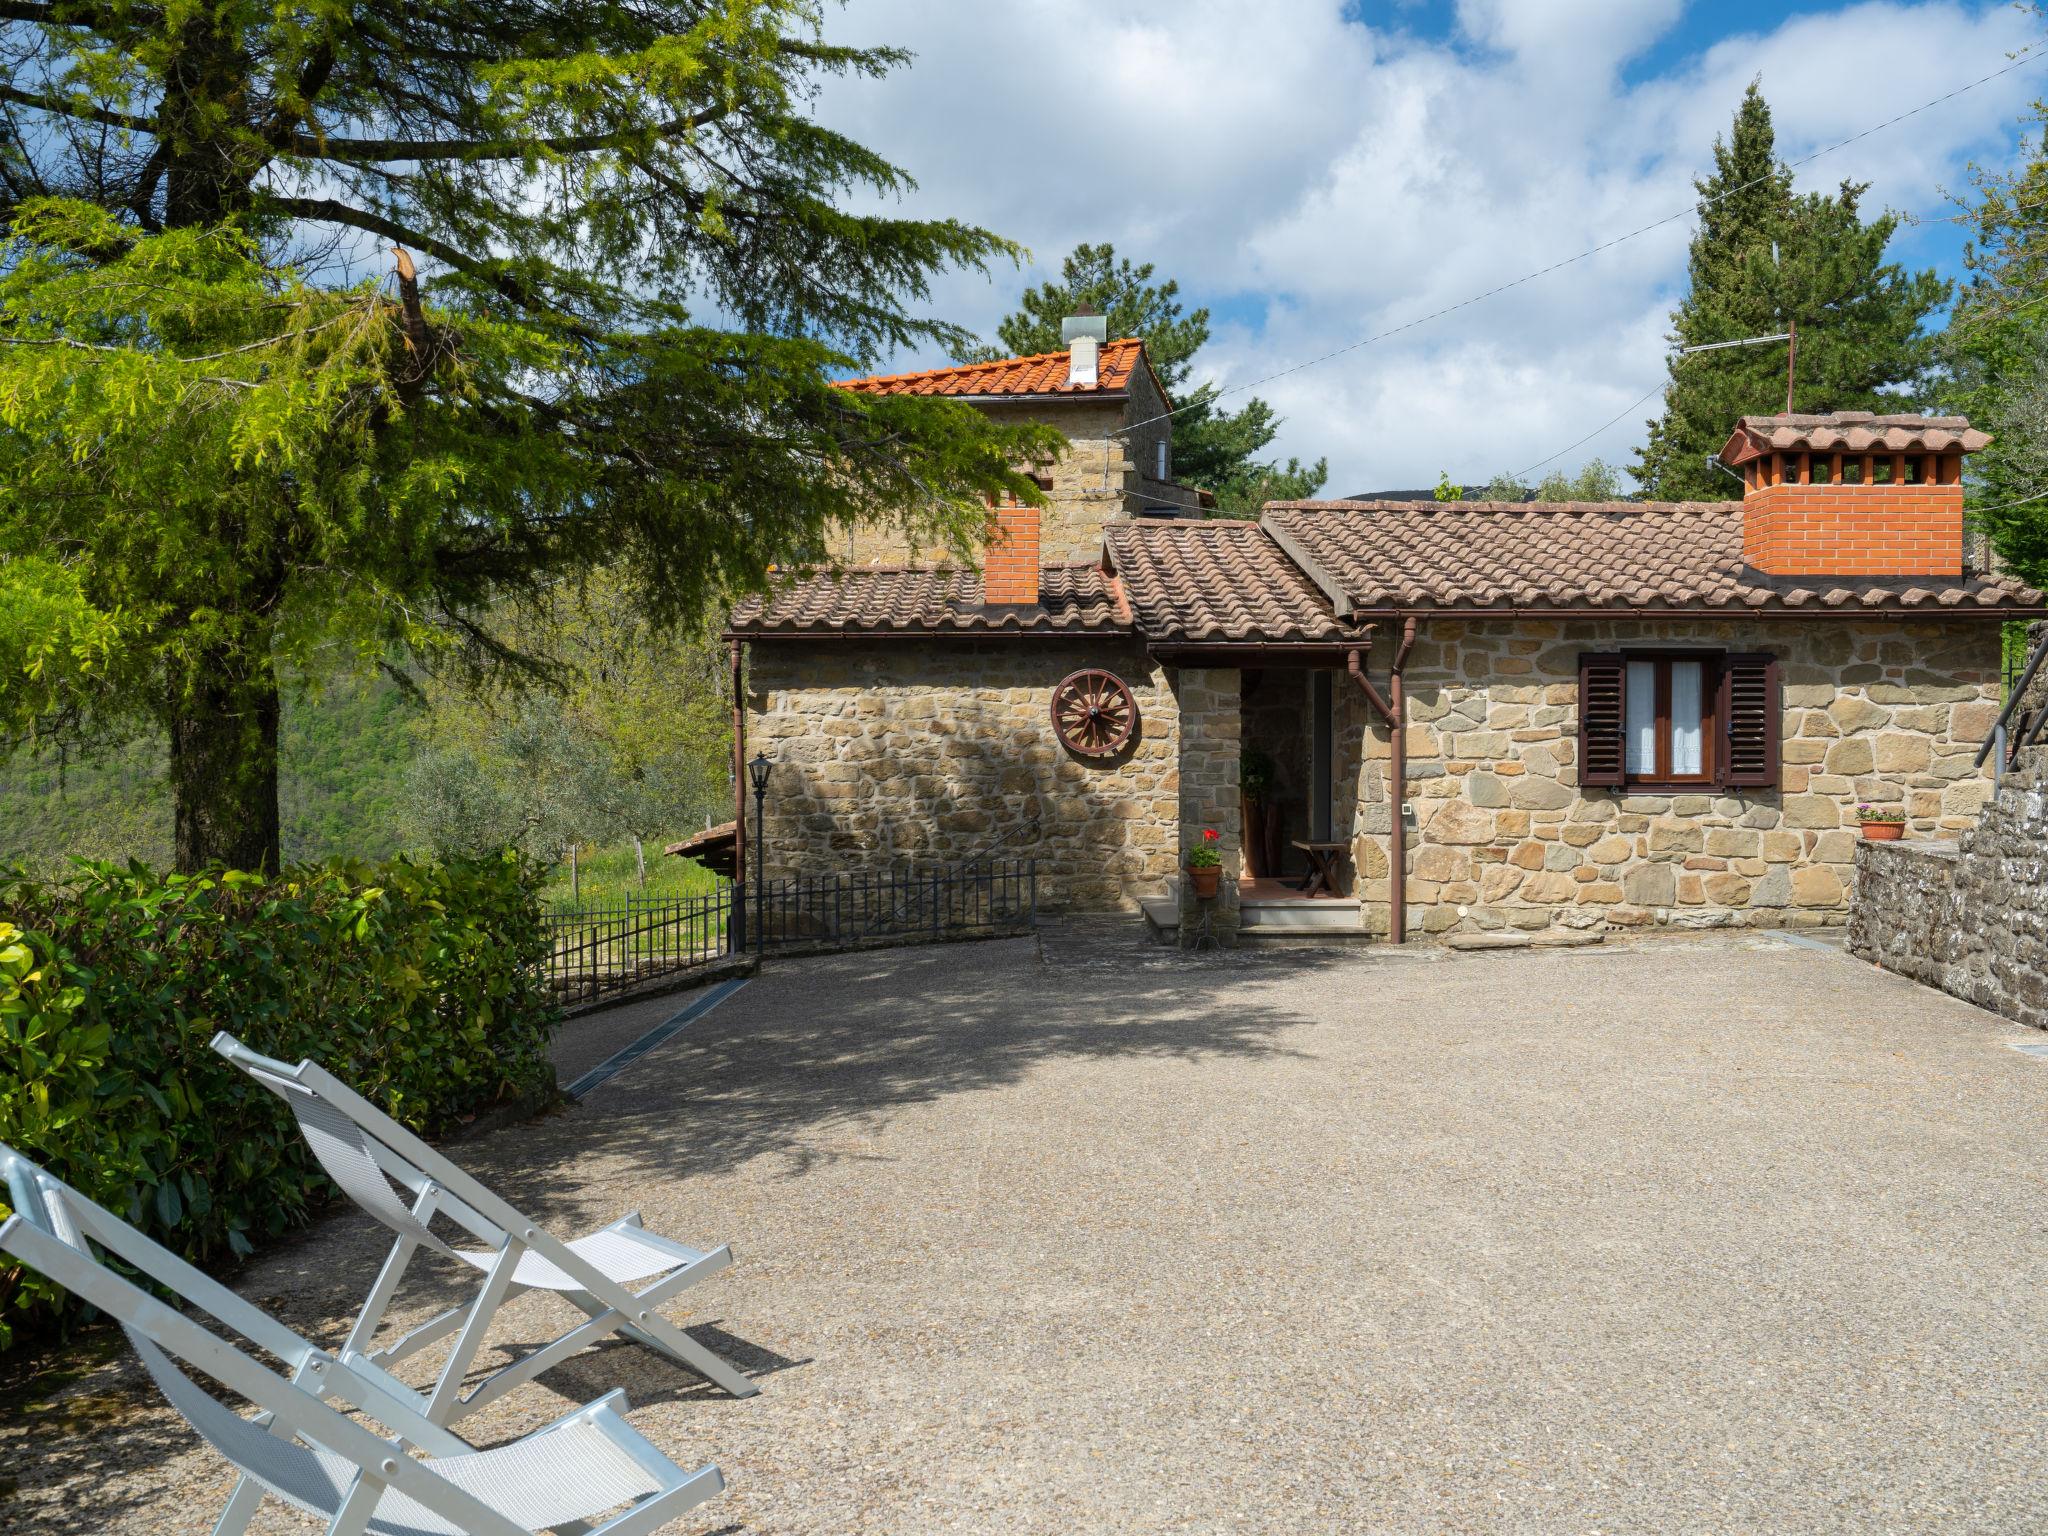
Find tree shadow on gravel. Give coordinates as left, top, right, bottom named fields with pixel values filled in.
left=1, top=919, right=1361, bottom=1535
left=512, top=916, right=1360, bottom=1200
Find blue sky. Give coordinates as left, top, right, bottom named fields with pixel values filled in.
left=817, top=1, right=2044, bottom=493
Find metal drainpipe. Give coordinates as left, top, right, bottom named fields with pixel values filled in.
left=1347, top=617, right=1418, bottom=944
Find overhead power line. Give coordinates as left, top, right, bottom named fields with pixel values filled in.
left=1510, top=385, right=1666, bottom=480
left=1507, top=189, right=2048, bottom=485
left=1117, top=39, right=2045, bottom=443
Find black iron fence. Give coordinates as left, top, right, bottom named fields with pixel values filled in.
left=542, top=858, right=1037, bottom=1004
left=542, top=887, right=733, bottom=1006
left=745, top=857, right=1037, bottom=954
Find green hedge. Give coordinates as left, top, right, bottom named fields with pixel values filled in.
left=0, top=852, right=559, bottom=1349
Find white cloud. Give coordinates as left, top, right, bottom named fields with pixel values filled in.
left=813, top=0, right=2043, bottom=492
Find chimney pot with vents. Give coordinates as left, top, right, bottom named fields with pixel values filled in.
left=1063, top=306, right=1107, bottom=388
left=1719, top=412, right=1990, bottom=578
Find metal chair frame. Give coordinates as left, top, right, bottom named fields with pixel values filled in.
left=0, top=1144, right=723, bottom=1536
left=210, top=1032, right=757, bottom=1422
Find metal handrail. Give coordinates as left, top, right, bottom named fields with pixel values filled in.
left=1974, top=628, right=2048, bottom=769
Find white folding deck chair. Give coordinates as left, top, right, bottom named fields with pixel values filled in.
left=210, top=1031, right=757, bottom=1424
left=0, top=1143, right=724, bottom=1536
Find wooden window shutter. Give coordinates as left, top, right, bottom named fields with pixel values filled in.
left=1578, top=652, right=1626, bottom=787
left=1718, top=652, right=1780, bottom=789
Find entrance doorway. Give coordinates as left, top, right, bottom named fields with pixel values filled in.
left=1238, top=668, right=1340, bottom=890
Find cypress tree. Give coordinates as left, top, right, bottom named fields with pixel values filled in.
left=1635, top=82, right=1948, bottom=502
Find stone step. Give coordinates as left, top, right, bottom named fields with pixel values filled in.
left=1139, top=892, right=1180, bottom=939
left=1237, top=927, right=1378, bottom=948
left=1239, top=899, right=1361, bottom=931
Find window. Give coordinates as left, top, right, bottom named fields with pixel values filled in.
left=1624, top=656, right=1710, bottom=781
left=1580, top=651, right=1780, bottom=791
left=1156, top=439, right=1169, bottom=480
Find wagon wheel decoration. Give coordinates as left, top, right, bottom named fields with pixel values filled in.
left=1051, top=668, right=1139, bottom=758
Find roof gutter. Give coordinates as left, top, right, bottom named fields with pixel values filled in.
left=939, top=389, right=1132, bottom=406
left=726, top=625, right=1138, bottom=643
left=1336, top=604, right=2048, bottom=621
left=1147, top=637, right=1371, bottom=665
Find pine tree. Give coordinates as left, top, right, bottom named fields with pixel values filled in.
left=0, top=2, right=1054, bottom=871
left=1635, top=82, right=1948, bottom=501
left=975, top=243, right=1326, bottom=513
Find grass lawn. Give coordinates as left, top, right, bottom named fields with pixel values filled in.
left=541, top=843, right=725, bottom=908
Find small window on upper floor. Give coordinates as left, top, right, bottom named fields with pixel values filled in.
left=1156, top=439, right=1169, bottom=480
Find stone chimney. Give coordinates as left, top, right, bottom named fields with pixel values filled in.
left=1719, top=412, right=1990, bottom=578
left=1062, top=306, right=1108, bottom=388
left=983, top=498, right=1041, bottom=606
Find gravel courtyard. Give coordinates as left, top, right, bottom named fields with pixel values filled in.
left=7, top=924, right=2048, bottom=1534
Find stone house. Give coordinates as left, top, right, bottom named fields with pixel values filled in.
left=834, top=312, right=1210, bottom=566
left=730, top=327, right=2045, bottom=944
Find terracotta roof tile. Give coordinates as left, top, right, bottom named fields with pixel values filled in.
left=1723, top=411, right=1991, bottom=461
left=1104, top=519, right=1351, bottom=643
left=1260, top=500, right=2045, bottom=615
left=729, top=562, right=1126, bottom=635
left=837, top=339, right=1148, bottom=399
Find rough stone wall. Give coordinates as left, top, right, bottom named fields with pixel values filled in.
left=1848, top=619, right=2048, bottom=1028
left=1848, top=752, right=2048, bottom=1028
left=746, top=639, right=1178, bottom=912
left=1122, top=365, right=1174, bottom=501
left=1176, top=668, right=1241, bottom=941
left=841, top=398, right=1140, bottom=568
left=1373, top=617, right=2001, bottom=937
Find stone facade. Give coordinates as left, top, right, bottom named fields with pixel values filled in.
left=746, top=638, right=1180, bottom=912
left=841, top=365, right=1186, bottom=569
left=1356, top=617, right=2001, bottom=937
left=1175, top=668, right=1241, bottom=940
left=742, top=617, right=2006, bottom=943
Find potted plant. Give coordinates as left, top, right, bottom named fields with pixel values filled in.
left=1184, top=827, right=1223, bottom=899
left=1856, top=804, right=1907, bottom=840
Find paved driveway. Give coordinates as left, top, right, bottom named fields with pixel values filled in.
left=8, top=925, right=2048, bottom=1533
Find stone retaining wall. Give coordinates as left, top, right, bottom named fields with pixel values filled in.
left=1848, top=753, right=2048, bottom=1029
left=1848, top=620, right=2048, bottom=1029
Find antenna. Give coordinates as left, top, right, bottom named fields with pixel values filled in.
left=1786, top=318, right=1798, bottom=413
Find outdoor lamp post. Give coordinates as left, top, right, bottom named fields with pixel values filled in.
left=748, top=752, right=772, bottom=951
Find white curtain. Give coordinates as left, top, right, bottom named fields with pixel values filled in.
left=1671, top=661, right=1704, bottom=775
left=1626, top=660, right=1656, bottom=775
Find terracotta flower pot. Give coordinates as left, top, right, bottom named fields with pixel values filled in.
left=1185, top=865, right=1221, bottom=900
left=1860, top=821, right=1905, bottom=841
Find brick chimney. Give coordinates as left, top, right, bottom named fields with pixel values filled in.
left=1721, top=412, right=1989, bottom=578
left=983, top=497, right=1041, bottom=606
left=1063, top=306, right=1107, bottom=388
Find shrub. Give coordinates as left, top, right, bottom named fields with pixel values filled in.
left=0, top=851, right=558, bottom=1349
